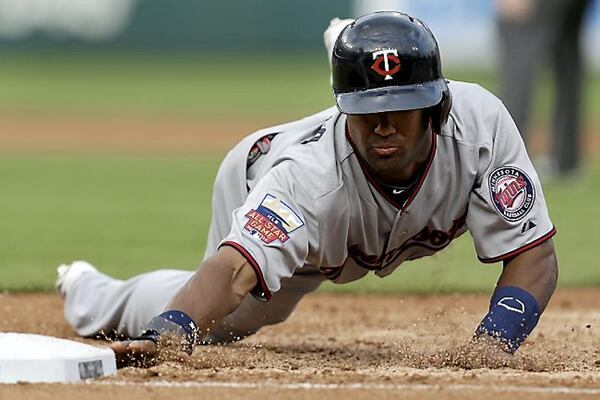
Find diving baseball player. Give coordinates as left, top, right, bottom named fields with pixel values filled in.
left=56, top=12, right=558, bottom=367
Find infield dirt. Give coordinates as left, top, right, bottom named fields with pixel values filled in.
left=1, top=288, right=599, bottom=399
left=0, top=114, right=599, bottom=156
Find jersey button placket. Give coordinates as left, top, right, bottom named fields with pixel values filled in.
left=383, top=213, right=407, bottom=261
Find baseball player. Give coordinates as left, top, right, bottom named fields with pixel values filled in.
left=56, top=12, right=558, bottom=367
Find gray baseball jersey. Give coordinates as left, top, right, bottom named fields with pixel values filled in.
left=211, top=81, right=555, bottom=301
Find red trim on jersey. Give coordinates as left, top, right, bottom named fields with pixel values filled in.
left=403, top=129, right=437, bottom=211
left=319, top=265, right=344, bottom=281
left=345, top=122, right=437, bottom=212
left=219, top=241, right=272, bottom=301
left=478, top=227, right=557, bottom=264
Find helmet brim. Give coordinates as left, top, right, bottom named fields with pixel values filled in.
left=335, top=80, right=445, bottom=115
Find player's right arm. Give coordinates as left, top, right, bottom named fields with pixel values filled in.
left=111, top=246, right=257, bottom=368
left=112, top=162, right=315, bottom=367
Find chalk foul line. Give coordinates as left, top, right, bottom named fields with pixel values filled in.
left=94, top=379, right=600, bottom=395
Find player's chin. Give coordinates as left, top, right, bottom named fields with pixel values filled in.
left=369, top=147, right=405, bottom=165
left=366, top=162, right=406, bottom=182
left=369, top=153, right=406, bottom=171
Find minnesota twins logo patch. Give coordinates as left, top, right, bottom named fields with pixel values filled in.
left=488, top=167, right=536, bottom=222
left=244, top=194, right=304, bottom=244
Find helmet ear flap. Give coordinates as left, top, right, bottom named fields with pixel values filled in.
left=439, top=86, right=452, bottom=125
left=431, top=85, right=452, bottom=133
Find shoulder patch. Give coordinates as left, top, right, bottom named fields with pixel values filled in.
left=243, top=194, right=305, bottom=244
left=488, top=166, right=536, bottom=222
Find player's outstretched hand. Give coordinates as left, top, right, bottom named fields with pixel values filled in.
left=111, top=337, right=192, bottom=369
left=111, top=339, right=158, bottom=368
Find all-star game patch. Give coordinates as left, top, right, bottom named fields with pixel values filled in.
left=244, top=194, right=305, bottom=244
left=488, top=166, right=536, bottom=222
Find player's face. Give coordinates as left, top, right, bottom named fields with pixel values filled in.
left=346, top=109, right=431, bottom=184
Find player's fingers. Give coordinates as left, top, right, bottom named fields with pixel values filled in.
left=111, top=339, right=157, bottom=369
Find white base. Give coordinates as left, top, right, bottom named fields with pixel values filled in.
left=0, top=333, right=116, bottom=383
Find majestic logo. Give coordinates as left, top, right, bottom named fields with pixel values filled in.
left=243, top=194, right=304, bottom=245
left=371, top=49, right=401, bottom=80
left=521, top=219, right=537, bottom=233
left=488, top=167, right=536, bottom=222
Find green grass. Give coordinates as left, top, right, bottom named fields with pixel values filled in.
left=0, top=153, right=220, bottom=290
left=0, top=53, right=598, bottom=292
left=0, top=52, right=334, bottom=118
left=1, top=153, right=598, bottom=293
left=0, top=51, right=599, bottom=123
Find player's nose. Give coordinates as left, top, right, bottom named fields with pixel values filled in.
left=372, top=114, right=397, bottom=137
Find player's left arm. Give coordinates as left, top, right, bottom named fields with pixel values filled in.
left=474, top=238, right=557, bottom=353
left=465, top=91, right=559, bottom=353
left=497, top=238, right=558, bottom=312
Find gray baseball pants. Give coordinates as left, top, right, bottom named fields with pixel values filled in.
left=63, top=266, right=324, bottom=343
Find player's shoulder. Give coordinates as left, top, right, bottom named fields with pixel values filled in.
left=448, top=80, right=502, bottom=108
left=249, top=107, right=337, bottom=142
left=443, top=80, right=506, bottom=145
left=235, top=106, right=345, bottom=201
left=224, top=106, right=337, bottom=177
left=276, top=111, right=346, bottom=201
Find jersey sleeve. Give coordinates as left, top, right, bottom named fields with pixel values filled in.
left=466, top=102, right=556, bottom=263
left=219, top=162, right=317, bottom=301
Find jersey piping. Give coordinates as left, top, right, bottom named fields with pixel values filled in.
left=478, top=226, right=557, bottom=263
left=220, top=241, right=272, bottom=301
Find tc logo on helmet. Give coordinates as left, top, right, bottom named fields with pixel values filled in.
left=371, top=49, right=401, bottom=80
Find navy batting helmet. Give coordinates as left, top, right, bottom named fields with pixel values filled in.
left=331, top=11, right=451, bottom=128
